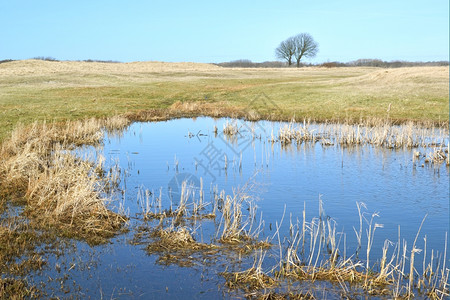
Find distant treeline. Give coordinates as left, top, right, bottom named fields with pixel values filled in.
left=216, top=58, right=449, bottom=68
left=0, top=57, right=121, bottom=64
left=0, top=57, right=448, bottom=68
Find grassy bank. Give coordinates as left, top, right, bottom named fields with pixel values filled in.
left=0, top=59, right=448, bottom=142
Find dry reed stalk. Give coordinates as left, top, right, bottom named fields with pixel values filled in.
left=353, top=201, right=365, bottom=258
left=174, top=181, right=190, bottom=223
left=365, top=212, right=383, bottom=271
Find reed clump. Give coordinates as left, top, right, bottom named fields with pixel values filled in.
left=274, top=118, right=448, bottom=150
left=216, top=184, right=268, bottom=250
left=247, top=291, right=316, bottom=300
left=147, top=227, right=216, bottom=252
left=223, top=121, right=240, bottom=136
left=0, top=218, right=48, bottom=276
left=142, top=217, right=220, bottom=267
left=221, top=250, right=276, bottom=293
left=426, top=147, right=448, bottom=164
left=24, top=150, right=126, bottom=242
left=222, top=267, right=276, bottom=292
left=135, top=179, right=272, bottom=269
left=0, top=117, right=130, bottom=243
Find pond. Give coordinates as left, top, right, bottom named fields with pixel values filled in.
left=29, top=117, right=450, bottom=298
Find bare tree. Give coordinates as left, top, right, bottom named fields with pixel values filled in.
left=275, top=37, right=296, bottom=66
left=293, top=33, right=318, bottom=67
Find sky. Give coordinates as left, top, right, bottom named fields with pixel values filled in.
left=0, top=0, right=448, bottom=63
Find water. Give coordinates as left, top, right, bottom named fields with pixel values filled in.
left=33, top=118, right=450, bottom=298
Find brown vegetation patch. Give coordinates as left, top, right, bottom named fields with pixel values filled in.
left=248, top=291, right=316, bottom=300
left=0, top=277, right=40, bottom=299
left=222, top=267, right=277, bottom=293
left=145, top=227, right=219, bottom=267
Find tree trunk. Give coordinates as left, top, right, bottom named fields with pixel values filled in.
left=296, top=54, right=303, bottom=68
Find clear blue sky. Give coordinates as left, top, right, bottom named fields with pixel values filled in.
left=1, top=0, right=448, bottom=63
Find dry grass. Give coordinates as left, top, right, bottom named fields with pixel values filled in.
left=146, top=227, right=216, bottom=253
left=0, top=277, right=40, bottom=300
left=24, top=150, right=125, bottom=240
left=0, top=117, right=129, bottom=243
left=426, top=147, right=449, bottom=165
left=247, top=291, right=316, bottom=300
left=222, top=250, right=276, bottom=293
left=222, top=267, right=276, bottom=292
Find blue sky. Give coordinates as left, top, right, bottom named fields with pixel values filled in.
left=1, top=0, right=448, bottom=63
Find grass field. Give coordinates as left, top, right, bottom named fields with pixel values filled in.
left=0, top=59, right=448, bottom=142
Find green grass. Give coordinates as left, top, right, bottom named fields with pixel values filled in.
left=0, top=60, right=448, bottom=142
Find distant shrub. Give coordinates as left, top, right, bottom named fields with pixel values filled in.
left=347, top=59, right=449, bottom=68
left=216, top=60, right=287, bottom=68
left=321, top=62, right=338, bottom=68
left=0, top=59, right=14, bottom=64
left=33, top=56, right=58, bottom=62
left=82, top=59, right=121, bottom=63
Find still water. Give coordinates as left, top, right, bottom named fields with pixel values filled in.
left=41, top=117, right=449, bottom=298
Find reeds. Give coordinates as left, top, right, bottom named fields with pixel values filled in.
left=272, top=118, right=448, bottom=151
left=24, top=149, right=125, bottom=239
left=134, top=174, right=449, bottom=298
left=223, top=120, right=240, bottom=136
left=221, top=250, right=276, bottom=292
left=267, top=200, right=450, bottom=299
left=136, top=173, right=449, bottom=298
left=426, top=147, right=448, bottom=164
left=216, top=183, right=267, bottom=248
left=0, top=277, right=39, bottom=299
left=0, top=117, right=130, bottom=242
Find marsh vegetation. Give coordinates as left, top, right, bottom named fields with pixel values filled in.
left=0, top=115, right=447, bottom=299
